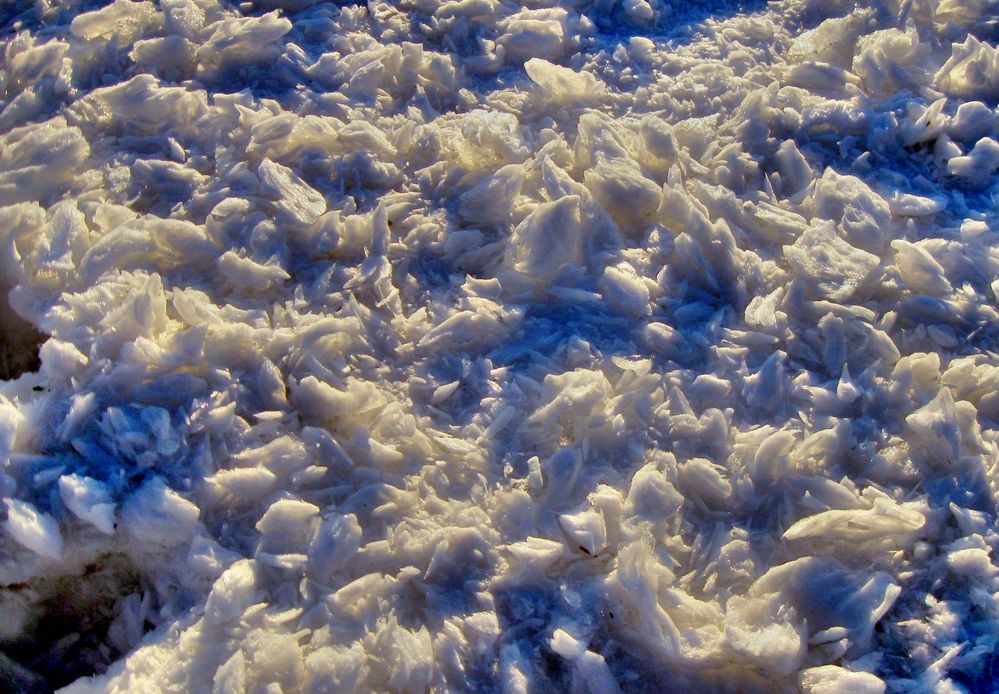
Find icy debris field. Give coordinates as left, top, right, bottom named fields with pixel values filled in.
left=2, top=0, right=999, bottom=691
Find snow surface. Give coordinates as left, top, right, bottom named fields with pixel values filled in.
left=1, top=0, right=999, bottom=691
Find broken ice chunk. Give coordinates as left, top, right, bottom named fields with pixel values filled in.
left=724, top=594, right=806, bottom=677
left=501, top=537, right=568, bottom=583
left=677, top=457, right=732, bottom=508
left=129, top=36, right=196, bottom=76
left=775, top=140, right=813, bottom=195
left=499, top=643, right=530, bottom=694
left=204, top=559, right=259, bottom=626
left=549, top=629, right=622, bottom=693
left=186, top=535, right=241, bottom=580
left=947, top=137, right=999, bottom=186
left=783, top=497, right=925, bottom=552
left=543, top=448, right=583, bottom=506
left=584, top=157, right=661, bottom=233
left=308, top=513, right=361, bottom=579
left=499, top=12, right=569, bottom=62
left=525, top=59, right=604, bottom=103
left=506, top=196, right=584, bottom=281
left=195, top=11, right=292, bottom=77
left=257, top=158, right=327, bottom=228
left=743, top=351, right=787, bottom=415
left=576, top=126, right=663, bottom=233
left=205, top=467, right=278, bottom=504
left=784, top=222, right=879, bottom=301
left=121, top=477, right=199, bottom=547
left=749, top=557, right=901, bottom=652
left=935, top=35, right=999, bottom=99
left=601, top=262, right=651, bottom=318
left=233, top=436, right=308, bottom=476
left=799, top=665, right=886, bottom=694
left=811, top=170, right=892, bottom=252
left=639, top=115, right=678, bottom=164
left=853, top=25, right=928, bottom=97
left=887, top=193, right=945, bottom=218
left=947, top=101, right=996, bottom=143
left=752, top=429, right=796, bottom=483
left=256, top=498, right=320, bottom=556
left=0, top=118, right=89, bottom=205
left=33, top=201, right=89, bottom=276
left=69, top=0, right=161, bottom=43
left=559, top=508, right=607, bottom=556
left=71, top=75, right=210, bottom=137
left=3, top=498, right=64, bottom=560
left=946, top=545, right=996, bottom=578
left=788, top=14, right=866, bottom=67
left=837, top=365, right=861, bottom=403
left=891, top=239, right=953, bottom=295
left=625, top=463, right=683, bottom=523
left=906, top=387, right=961, bottom=466
left=219, top=251, right=290, bottom=292
left=900, top=98, right=948, bottom=147
left=458, top=164, right=525, bottom=225
left=58, top=474, right=115, bottom=534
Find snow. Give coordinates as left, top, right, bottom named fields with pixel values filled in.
left=0, top=0, right=998, bottom=691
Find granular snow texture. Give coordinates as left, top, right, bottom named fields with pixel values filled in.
left=2, top=0, right=999, bottom=691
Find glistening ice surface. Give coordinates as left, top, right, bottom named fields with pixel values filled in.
left=2, top=0, right=999, bottom=691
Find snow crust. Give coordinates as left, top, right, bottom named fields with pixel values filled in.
left=1, top=0, right=999, bottom=691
